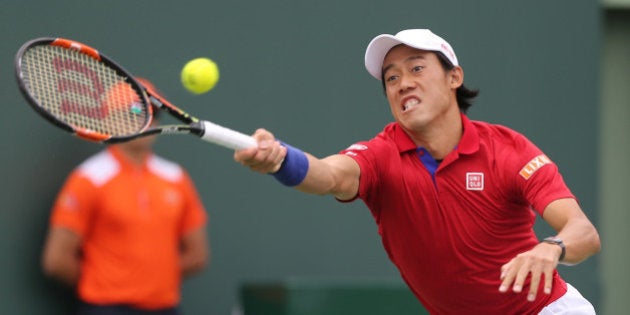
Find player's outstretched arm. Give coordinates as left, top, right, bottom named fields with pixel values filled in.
left=234, top=128, right=360, bottom=200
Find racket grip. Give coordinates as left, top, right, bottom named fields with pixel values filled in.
left=199, top=120, right=257, bottom=150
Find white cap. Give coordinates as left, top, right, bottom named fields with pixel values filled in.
left=364, top=29, right=458, bottom=80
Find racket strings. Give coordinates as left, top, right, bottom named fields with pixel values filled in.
left=20, top=45, right=149, bottom=136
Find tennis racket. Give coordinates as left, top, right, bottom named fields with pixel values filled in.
left=14, top=37, right=257, bottom=150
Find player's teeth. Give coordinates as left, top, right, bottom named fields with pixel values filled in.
left=404, top=99, right=419, bottom=111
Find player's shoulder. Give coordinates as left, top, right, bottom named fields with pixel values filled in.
left=471, top=120, right=544, bottom=169
left=76, top=150, right=120, bottom=186
left=341, top=123, right=398, bottom=156
left=471, top=120, right=529, bottom=144
left=373, top=122, right=406, bottom=147
left=147, top=154, right=184, bottom=182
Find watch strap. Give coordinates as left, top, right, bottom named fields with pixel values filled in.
left=542, top=236, right=566, bottom=261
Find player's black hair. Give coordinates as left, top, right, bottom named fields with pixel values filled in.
left=435, top=52, right=478, bottom=113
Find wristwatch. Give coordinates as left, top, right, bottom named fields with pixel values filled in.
left=542, top=236, right=566, bottom=261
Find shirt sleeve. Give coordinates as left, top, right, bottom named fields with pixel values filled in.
left=507, top=134, right=576, bottom=215
left=178, top=171, right=208, bottom=236
left=339, top=140, right=382, bottom=202
left=49, top=172, right=98, bottom=237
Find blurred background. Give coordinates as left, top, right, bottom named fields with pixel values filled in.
left=1, top=0, right=628, bottom=314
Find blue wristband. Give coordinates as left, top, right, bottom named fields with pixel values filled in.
left=272, top=142, right=309, bottom=186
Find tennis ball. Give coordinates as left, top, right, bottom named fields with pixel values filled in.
left=180, top=57, right=220, bottom=94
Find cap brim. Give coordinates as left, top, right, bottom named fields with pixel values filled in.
left=364, top=35, right=406, bottom=80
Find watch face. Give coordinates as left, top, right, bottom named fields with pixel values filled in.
left=544, top=237, right=562, bottom=245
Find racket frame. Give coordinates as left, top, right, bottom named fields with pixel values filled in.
left=15, top=37, right=256, bottom=150
left=15, top=37, right=165, bottom=142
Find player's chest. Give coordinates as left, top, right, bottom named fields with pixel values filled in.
left=387, top=156, right=517, bottom=220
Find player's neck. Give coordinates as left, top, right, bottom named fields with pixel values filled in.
left=408, top=111, right=463, bottom=160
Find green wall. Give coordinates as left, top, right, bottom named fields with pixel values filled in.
left=0, top=1, right=601, bottom=314
left=600, top=9, right=630, bottom=315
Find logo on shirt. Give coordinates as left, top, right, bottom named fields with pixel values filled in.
left=60, top=193, right=79, bottom=211
left=466, top=172, right=484, bottom=191
left=519, top=154, right=552, bottom=180
left=344, top=144, right=367, bottom=157
left=163, top=189, right=182, bottom=205
left=346, top=144, right=368, bottom=151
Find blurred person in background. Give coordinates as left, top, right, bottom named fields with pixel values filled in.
left=41, top=78, right=209, bottom=315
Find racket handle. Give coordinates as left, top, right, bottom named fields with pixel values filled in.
left=199, top=120, right=257, bottom=150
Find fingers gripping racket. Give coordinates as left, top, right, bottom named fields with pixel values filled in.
left=14, top=37, right=257, bottom=150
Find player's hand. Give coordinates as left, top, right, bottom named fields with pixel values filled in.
left=234, top=128, right=287, bottom=174
left=498, top=242, right=562, bottom=302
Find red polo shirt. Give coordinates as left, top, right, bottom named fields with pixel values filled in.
left=340, top=114, right=570, bottom=314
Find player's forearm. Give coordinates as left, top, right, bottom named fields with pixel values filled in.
left=556, top=219, right=601, bottom=265
left=541, top=199, right=601, bottom=265
left=294, top=154, right=337, bottom=195
left=295, top=154, right=358, bottom=200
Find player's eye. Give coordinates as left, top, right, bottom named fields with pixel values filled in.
left=411, top=65, right=425, bottom=73
left=385, top=74, right=399, bottom=83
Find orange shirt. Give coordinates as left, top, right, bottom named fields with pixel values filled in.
left=50, top=146, right=207, bottom=309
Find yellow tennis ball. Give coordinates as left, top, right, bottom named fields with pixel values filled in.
left=181, top=57, right=220, bottom=94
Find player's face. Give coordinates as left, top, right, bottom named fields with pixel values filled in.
left=382, top=45, right=461, bottom=133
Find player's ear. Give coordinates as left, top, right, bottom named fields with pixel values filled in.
left=449, top=66, right=464, bottom=89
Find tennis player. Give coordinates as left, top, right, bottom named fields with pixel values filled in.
left=234, top=29, right=601, bottom=314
